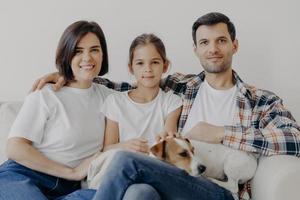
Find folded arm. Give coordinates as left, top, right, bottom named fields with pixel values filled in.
left=6, top=137, right=91, bottom=180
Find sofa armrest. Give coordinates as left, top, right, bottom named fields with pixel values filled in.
left=251, top=155, right=300, bottom=200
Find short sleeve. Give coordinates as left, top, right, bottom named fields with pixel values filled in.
left=100, top=93, right=120, bottom=122
left=163, top=91, right=182, bottom=116
left=8, top=91, right=49, bottom=144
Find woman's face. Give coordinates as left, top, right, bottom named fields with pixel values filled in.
left=70, top=32, right=103, bottom=88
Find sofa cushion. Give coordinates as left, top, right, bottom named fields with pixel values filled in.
left=0, top=101, right=22, bottom=164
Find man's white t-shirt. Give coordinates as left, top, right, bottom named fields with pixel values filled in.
left=9, top=83, right=113, bottom=167
left=101, top=89, right=182, bottom=146
left=182, top=80, right=237, bottom=134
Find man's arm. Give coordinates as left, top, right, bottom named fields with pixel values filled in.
left=223, top=97, right=300, bottom=156
left=93, top=77, right=132, bottom=92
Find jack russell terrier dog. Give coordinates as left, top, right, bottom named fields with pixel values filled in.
left=150, top=137, right=257, bottom=194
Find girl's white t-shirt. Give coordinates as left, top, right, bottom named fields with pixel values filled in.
left=9, top=83, right=113, bottom=167
left=182, top=80, right=237, bottom=134
left=101, top=89, right=182, bottom=146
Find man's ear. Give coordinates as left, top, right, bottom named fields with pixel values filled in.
left=150, top=140, right=166, bottom=160
left=232, top=39, right=239, bottom=54
left=193, top=43, right=197, bottom=55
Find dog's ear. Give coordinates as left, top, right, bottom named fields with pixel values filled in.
left=150, top=140, right=166, bottom=160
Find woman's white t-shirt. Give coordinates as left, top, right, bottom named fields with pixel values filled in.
left=101, top=89, right=182, bottom=146
left=9, top=83, right=113, bottom=167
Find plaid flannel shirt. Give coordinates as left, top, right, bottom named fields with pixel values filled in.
left=94, top=71, right=300, bottom=200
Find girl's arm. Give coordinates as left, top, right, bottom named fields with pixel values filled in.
left=157, top=106, right=182, bottom=141
left=164, top=107, right=182, bottom=133
left=6, top=137, right=84, bottom=180
left=103, top=118, right=149, bottom=153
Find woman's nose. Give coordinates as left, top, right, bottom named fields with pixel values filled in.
left=82, top=52, right=91, bottom=62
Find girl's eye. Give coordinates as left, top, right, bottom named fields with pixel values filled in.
left=136, top=62, right=143, bottom=65
left=153, top=61, right=160, bottom=64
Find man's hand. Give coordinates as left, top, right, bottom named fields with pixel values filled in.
left=30, top=72, right=65, bottom=92
left=185, top=122, right=225, bottom=143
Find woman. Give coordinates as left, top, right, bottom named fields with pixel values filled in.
left=0, top=20, right=159, bottom=200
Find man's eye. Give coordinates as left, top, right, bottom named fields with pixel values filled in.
left=199, top=41, right=208, bottom=45
left=219, top=39, right=226, bottom=43
left=179, top=150, right=188, bottom=157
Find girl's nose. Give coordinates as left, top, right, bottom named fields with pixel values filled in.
left=144, top=64, right=152, bottom=72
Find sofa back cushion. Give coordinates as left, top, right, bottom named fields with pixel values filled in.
left=0, top=102, right=22, bottom=164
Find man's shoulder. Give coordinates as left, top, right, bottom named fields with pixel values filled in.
left=241, top=82, right=281, bottom=104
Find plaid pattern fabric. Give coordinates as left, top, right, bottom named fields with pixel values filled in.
left=93, top=71, right=300, bottom=200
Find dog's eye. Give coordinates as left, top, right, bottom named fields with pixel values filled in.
left=179, top=150, right=188, bottom=157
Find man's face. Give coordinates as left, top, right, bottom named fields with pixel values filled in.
left=194, top=23, right=238, bottom=74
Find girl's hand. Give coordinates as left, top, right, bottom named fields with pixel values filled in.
left=155, top=131, right=179, bottom=142
left=117, top=138, right=149, bottom=154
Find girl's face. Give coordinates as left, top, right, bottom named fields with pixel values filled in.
left=70, top=32, right=102, bottom=88
left=129, top=44, right=168, bottom=89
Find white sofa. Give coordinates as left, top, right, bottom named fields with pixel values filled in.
left=1, top=101, right=300, bottom=200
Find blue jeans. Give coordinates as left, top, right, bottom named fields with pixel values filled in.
left=59, top=184, right=160, bottom=200
left=0, top=159, right=80, bottom=200
left=0, top=159, right=160, bottom=200
left=92, top=151, right=235, bottom=200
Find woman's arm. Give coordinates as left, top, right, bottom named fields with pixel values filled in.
left=6, top=137, right=83, bottom=180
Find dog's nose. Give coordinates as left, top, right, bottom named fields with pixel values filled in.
left=197, top=165, right=206, bottom=174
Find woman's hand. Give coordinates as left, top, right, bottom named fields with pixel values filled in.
left=31, top=72, right=65, bottom=92
left=71, top=151, right=101, bottom=181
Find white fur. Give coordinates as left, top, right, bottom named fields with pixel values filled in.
left=190, top=140, right=257, bottom=194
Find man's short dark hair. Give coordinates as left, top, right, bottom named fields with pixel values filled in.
left=56, top=21, right=109, bottom=82
left=192, top=12, right=236, bottom=45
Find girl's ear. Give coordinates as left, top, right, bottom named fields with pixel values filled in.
left=163, top=61, right=169, bottom=73
left=128, top=64, right=134, bottom=74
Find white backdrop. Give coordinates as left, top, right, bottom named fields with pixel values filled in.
left=0, top=0, right=299, bottom=121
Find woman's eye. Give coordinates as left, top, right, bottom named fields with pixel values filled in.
left=91, top=48, right=100, bottom=52
left=75, top=49, right=83, bottom=54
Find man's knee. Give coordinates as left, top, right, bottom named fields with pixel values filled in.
left=123, top=184, right=161, bottom=200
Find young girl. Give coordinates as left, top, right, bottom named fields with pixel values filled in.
left=102, top=33, right=182, bottom=153
left=0, top=21, right=114, bottom=199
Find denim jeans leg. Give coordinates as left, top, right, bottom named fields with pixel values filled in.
left=123, top=184, right=161, bottom=200
left=56, top=189, right=96, bottom=200
left=92, top=151, right=234, bottom=200
left=0, top=160, right=49, bottom=200
left=0, top=160, right=80, bottom=200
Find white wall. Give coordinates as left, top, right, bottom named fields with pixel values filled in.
left=0, top=0, right=299, bottom=122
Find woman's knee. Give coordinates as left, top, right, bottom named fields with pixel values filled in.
left=123, top=184, right=161, bottom=200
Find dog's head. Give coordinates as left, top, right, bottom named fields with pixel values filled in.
left=150, top=137, right=206, bottom=176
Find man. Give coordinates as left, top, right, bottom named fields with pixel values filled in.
left=33, top=12, right=300, bottom=200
